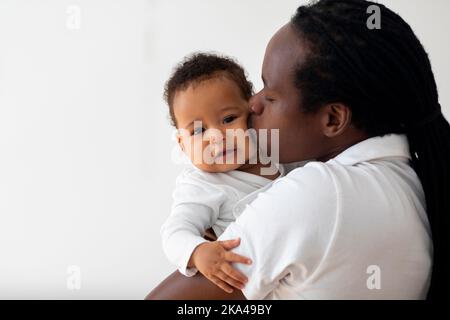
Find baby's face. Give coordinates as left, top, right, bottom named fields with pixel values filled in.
left=173, top=77, right=255, bottom=173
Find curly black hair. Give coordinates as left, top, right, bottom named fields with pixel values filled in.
left=164, top=53, right=253, bottom=127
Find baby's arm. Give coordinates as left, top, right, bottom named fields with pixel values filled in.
left=161, top=199, right=218, bottom=276
left=161, top=172, right=250, bottom=291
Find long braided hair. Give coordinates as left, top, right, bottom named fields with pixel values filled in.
left=291, top=0, right=450, bottom=299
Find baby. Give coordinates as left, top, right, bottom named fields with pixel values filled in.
left=161, top=53, right=284, bottom=293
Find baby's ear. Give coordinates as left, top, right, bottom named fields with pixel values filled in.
left=176, top=131, right=185, bottom=152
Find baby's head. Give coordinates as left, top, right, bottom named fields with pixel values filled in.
left=165, top=53, right=255, bottom=173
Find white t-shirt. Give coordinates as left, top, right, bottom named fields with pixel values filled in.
left=161, top=164, right=286, bottom=276
left=219, top=134, right=432, bottom=299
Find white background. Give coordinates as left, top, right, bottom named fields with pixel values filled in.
left=0, top=0, right=449, bottom=299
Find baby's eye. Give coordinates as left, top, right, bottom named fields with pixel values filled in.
left=192, top=127, right=205, bottom=135
left=264, top=96, right=275, bottom=103
left=223, top=115, right=237, bottom=124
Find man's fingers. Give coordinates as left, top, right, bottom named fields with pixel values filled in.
left=210, top=275, right=234, bottom=293
left=224, top=251, right=252, bottom=265
left=218, top=238, right=241, bottom=250
left=216, top=271, right=245, bottom=290
left=221, top=263, right=248, bottom=285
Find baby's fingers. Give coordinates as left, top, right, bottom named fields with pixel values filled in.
left=222, top=262, right=248, bottom=285
left=218, top=238, right=241, bottom=250
left=216, top=270, right=245, bottom=290
left=224, top=251, right=252, bottom=265
left=210, top=275, right=234, bottom=293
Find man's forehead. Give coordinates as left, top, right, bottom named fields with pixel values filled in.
left=263, top=23, right=310, bottom=78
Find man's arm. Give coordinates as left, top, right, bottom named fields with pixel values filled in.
left=146, top=229, right=246, bottom=300
left=145, top=270, right=246, bottom=300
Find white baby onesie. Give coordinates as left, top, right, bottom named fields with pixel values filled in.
left=161, top=164, right=285, bottom=276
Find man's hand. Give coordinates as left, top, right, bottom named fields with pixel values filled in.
left=188, top=238, right=252, bottom=293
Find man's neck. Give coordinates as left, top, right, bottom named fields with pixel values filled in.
left=317, top=130, right=370, bottom=162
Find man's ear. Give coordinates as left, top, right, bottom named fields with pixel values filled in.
left=320, top=103, right=352, bottom=137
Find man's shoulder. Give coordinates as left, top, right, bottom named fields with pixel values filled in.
left=274, top=161, right=338, bottom=196
left=285, top=160, right=332, bottom=177
left=241, top=162, right=339, bottom=226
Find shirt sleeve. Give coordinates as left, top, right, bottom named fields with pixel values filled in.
left=218, top=164, right=339, bottom=299
left=161, top=169, right=227, bottom=277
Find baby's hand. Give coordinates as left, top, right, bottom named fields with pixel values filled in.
left=190, top=238, right=252, bottom=293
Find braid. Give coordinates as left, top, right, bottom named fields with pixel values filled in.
left=291, top=0, right=450, bottom=299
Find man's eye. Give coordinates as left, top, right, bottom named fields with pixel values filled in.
left=223, top=115, right=236, bottom=124
left=264, top=96, right=275, bottom=103
left=192, top=127, right=205, bottom=135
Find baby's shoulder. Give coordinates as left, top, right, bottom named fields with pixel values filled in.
left=173, top=166, right=229, bottom=205
left=175, top=166, right=221, bottom=188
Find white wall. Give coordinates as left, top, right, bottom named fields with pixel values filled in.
left=0, top=0, right=448, bottom=299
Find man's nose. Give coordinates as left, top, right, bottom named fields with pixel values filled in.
left=249, top=94, right=264, bottom=115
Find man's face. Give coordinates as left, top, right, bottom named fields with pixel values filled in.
left=249, top=23, right=325, bottom=163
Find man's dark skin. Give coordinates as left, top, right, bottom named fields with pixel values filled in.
left=146, top=23, right=368, bottom=300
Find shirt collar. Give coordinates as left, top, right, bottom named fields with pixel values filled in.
left=330, top=134, right=411, bottom=166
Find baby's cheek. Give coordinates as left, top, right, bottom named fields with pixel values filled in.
left=183, top=138, right=202, bottom=164
left=238, top=117, right=249, bottom=131
left=246, top=135, right=259, bottom=161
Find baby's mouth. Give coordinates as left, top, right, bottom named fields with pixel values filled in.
left=214, top=148, right=237, bottom=160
